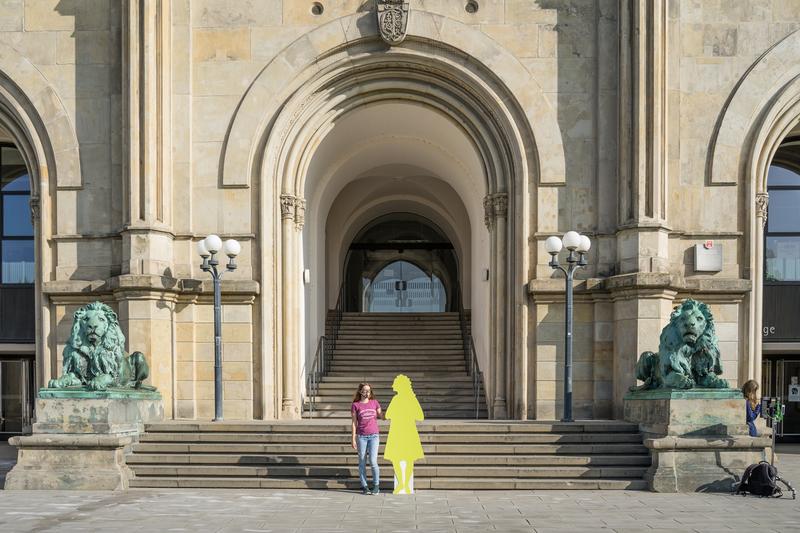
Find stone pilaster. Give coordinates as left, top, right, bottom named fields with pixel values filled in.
left=280, top=194, right=302, bottom=419
left=118, top=0, right=175, bottom=414
left=485, top=193, right=509, bottom=419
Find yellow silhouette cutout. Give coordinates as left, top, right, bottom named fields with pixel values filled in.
left=383, top=374, right=425, bottom=494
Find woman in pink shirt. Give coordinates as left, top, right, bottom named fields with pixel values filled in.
left=351, top=382, right=382, bottom=495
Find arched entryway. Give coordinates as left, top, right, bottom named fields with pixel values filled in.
left=221, top=12, right=567, bottom=419
left=343, top=214, right=459, bottom=314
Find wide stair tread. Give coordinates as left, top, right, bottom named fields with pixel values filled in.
left=127, top=421, right=650, bottom=491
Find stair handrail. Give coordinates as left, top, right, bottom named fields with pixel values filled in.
left=304, top=335, right=327, bottom=418
left=456, top=286, right=485, bottom=419
left=329, top=282, right=346, bottom=352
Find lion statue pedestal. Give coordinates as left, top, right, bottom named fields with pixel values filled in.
left=5, top=302, right=163, bottom=490
left=624, top=299, right=770, bottom=493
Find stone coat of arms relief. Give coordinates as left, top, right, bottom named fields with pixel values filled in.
left=377, top=0, right=410, bottom=45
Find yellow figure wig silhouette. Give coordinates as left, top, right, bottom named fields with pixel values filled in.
left=383, top=374, right=425, bottom=494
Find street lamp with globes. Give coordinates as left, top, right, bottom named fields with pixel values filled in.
left=197, top=234, right=241, bottom=421
left=545, top=231, right=591, bottom=423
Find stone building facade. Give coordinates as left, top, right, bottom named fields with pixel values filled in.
left=1, top=0, right=799, bottom=430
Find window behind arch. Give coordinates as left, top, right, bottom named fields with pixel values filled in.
left=765, top=164, right=800, bottom=282
left=0, top=144, right=34, bottom=284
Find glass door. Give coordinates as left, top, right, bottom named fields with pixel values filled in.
left=362, top=260, right=446, bottom=313
left=0, top=358, right=33, bottom=438
left=777, top=359, right=800, bottom=436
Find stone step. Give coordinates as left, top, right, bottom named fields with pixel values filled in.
left=129, top=464, right=649, bottom=479
left=137, top=432, right=640, bottom=445
left=332, top=350, right=464, bottom=359
left=128, top=476, right=647, bottom=490
left=315, top=385, right=477, bottom=392
left=303, top=410, right=486, bottom=419
left=325, top=371, right=471, bottom=377
left=142, top=421, right=639, bottom=433
left=131, top=442, right=647, bottom=455
left=127, top=453, right=651, bottom=467
left=334, top=334, right=464, bottom=339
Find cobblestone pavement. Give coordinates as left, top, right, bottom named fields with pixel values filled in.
left=0, top=443, right=798, bottom=532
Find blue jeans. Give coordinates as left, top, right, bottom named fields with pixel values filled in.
left=357, top=433, right=379, bottom=488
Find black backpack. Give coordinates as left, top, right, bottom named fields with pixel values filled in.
left=737, top=461, right=781, bottom=497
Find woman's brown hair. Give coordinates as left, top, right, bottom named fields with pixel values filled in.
left=742, top=379, right=759, bottom=408
left=353, top=382, right=375, bottom=402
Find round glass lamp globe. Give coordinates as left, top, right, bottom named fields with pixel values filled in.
left=196, top=239, right=210, bottom=258
left=544, top=236, right=563, bottom=254
left=577, top=235, right=591, bottom=253
left=223, top=239, right=241, bottom=258
left=563, top=231, right=581, bottom=251
left=204, top=234, right=222, bottom=254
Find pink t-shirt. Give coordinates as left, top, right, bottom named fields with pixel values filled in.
left=352, top=399, right=381, bottom=435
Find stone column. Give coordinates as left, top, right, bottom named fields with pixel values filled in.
left=119, top=0, right=175, bottom=414
left=753, top=192, right=769, bottom=387
left=280, top=194, right=300, bottom=419
left=491, top=193, right=509, bottom=419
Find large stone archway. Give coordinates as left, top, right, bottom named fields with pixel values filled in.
left=0, top=41, right=78, bottom=388
left=221, top=12, right=565, bottom=420
left=707, top=28, right=800, bottom=387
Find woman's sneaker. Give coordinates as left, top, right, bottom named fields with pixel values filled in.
left=361, top=486, right=371, bottom=495
left=371, top=485, right=380, bottom=495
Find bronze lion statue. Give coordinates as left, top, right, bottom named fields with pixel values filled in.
left=47, top=302, right=151, bottom=391
left=631, top=299, right=728, bottom=390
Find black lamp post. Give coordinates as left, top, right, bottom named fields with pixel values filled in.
left=545, top=231, right=591, bottom=423
left=197, top=234, right=241, bottom=421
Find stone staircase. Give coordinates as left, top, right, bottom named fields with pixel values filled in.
left=127, top=420, right=650, bottom=490
left=305, top=312, right=488, bottom=419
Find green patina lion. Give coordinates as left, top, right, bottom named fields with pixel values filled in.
left=47, top=302, right=151, bottom=391
left=631, top=299, right=729, bottom=390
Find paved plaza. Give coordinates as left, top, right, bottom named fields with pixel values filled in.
left=0, top=443, right=798, bottom=532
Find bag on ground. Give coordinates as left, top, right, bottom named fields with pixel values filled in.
left=737, top=461, right=780, bottom=497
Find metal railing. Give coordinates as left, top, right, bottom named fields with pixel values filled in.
left=457, top=288, right=485, bottom=419
left=304, top=335, right=327, bottom=418
left=304, top=282, right=347, bottom=417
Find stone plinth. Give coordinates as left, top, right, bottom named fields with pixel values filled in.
left=624, top=389, right=770, bottom=493
left=5, top=389, right=163, bottom=490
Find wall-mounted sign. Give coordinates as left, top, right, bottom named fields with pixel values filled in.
left=695, top=243, right=723, bottom=272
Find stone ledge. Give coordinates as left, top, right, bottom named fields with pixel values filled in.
left=43, top=276, right=260, bottom=296
left=528, top=274, right=751, bottom=296
left=645, top=435, right=772, bottom=450
left=9, top=434, right=134, bottom=448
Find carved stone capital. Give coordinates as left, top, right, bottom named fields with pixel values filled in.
left=492, top=193, right=509, bottom=218
left=280, top=194, right=296, bottom=220
left=756, top=192, right=769, bottom=226
left=29, top=195, right=41, bottom=223
left=483, top=195, right=494, bottom=229
left=294, top=198, right=306, bottom=230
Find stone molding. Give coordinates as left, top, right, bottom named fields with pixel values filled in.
left=708, top=28, right=800, bottom=186
left=221, top=11, right=565, bottom=188
left=0, top=41, right=82, bottom=190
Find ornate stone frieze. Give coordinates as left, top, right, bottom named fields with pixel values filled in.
left=377, top=0, right=410, bottom=46
left=756, top=192, right=769, bottom=226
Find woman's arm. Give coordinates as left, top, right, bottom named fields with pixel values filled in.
left=351, top=410, right=358, bottom=450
